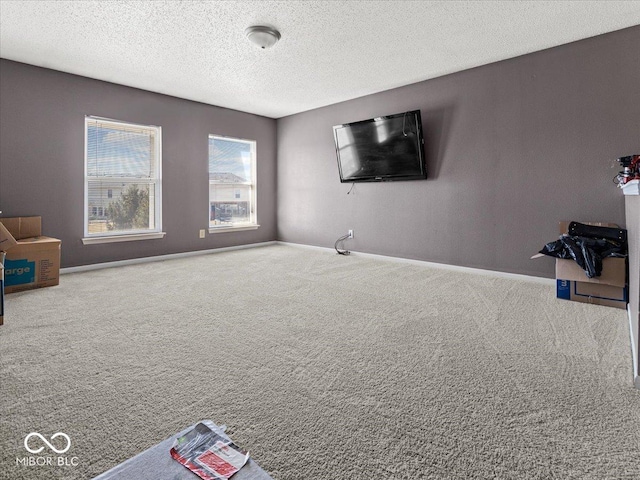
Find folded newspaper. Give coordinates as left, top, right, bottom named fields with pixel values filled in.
left=170, top=422, right=249, bottom=480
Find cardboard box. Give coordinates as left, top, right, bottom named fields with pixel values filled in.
left=0, top=217, right=61, bottom=295
left=556, top=255, right=626, bottom=288
left=0, top=216, right=42, bottom=240
left=556, top=279, right=627, bottom=309
left=0, top=221, right=18, bottom=251
left=535, top=221, right=628, bottom=309
left=3, top=237, right=61, bottom=294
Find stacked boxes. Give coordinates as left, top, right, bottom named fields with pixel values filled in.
left=0, top=216, right=61, bottom=296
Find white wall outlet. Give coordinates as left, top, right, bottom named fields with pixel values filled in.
left=348, top=229, right=354, bottom=239
left=199, top=229, right=206, bottom=239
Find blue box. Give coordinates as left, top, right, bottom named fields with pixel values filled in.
left=557, top=279, right=628, bottom=309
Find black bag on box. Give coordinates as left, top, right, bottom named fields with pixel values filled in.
left=539, top=222, right=627, bottom=278
left=567, top=221, right=627, bottom=244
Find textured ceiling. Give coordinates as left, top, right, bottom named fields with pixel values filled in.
left=1, top=1, right=639, bottom=118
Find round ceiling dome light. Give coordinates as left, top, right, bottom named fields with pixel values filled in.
left=245, top=26, right=281, bottom=49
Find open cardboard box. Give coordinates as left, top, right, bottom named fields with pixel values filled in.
left=533, top=221, right=628, bottom=309
left=1, top=216, right=42, bottom=240
left=0, top=217, right=61, bottom=297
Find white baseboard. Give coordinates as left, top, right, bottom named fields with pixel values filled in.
left=277, top=241, right=556, bottom=286
left=60, top=241, right=277, bottom=274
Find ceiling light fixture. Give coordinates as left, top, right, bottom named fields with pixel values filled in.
left=245, top=26, right=281, bottom=49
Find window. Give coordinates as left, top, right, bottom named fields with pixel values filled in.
left=84, top=116, right=164, bottom=244
left=208, top=135, right=258, bottom=232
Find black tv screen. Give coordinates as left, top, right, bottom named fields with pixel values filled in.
left=333, top=110, right=426, bottom=183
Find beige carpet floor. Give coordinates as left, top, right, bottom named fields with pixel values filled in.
left=0, top=244, right=638, bottom=480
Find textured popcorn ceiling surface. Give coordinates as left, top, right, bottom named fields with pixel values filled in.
left=1, top=1, right=639, bottom=118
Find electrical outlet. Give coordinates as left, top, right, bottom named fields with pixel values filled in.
left=348, top=229, right=354, bottom=239
left=199, top=229, right=206, bottom=239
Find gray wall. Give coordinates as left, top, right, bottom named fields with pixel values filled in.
left=0, top=60, right=277, bottom=267
left=277, top=26, right=640, bottom=278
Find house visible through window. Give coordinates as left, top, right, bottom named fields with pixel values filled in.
left=208, top=135, right=257, bottom=230
left=84, top=116, right=163, bottom=241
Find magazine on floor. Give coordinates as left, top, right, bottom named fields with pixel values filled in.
left=170, top=422, right=249, bottom=480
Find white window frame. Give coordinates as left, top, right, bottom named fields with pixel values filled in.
left=83, top=116, right=165, bottom=244
left=208, top=135, right=259, bottom=233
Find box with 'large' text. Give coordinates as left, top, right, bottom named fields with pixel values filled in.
left=0, top=217, right=61, bottom=294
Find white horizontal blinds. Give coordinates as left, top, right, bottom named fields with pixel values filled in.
left=87, top=118, right=156, bottom=179
left=209, top=136, right=252, bottom=184
left=85, top=117, right=160, bottom=235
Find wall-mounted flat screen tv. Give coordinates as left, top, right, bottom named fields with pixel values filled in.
left=333, top=110, right=426, bottom=183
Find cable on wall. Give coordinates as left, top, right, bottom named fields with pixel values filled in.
left=334, top=234, right=350, bottom=255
